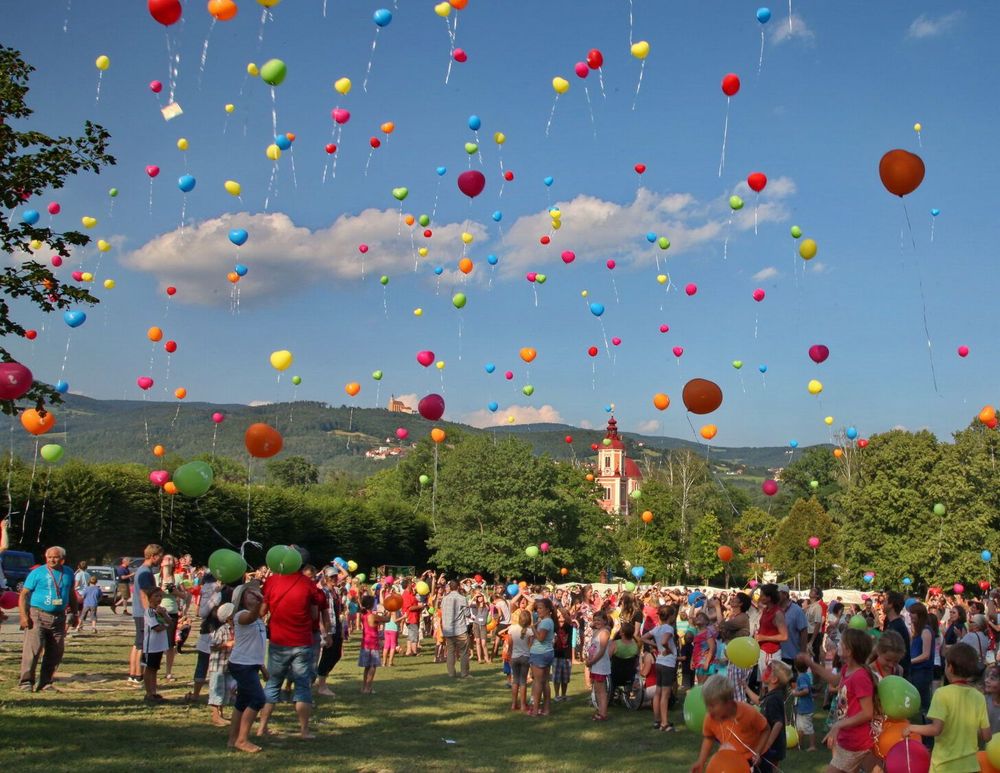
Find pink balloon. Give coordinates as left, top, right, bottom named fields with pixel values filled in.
left=417, top=393, right=445, bottom=421
left=145, top=165, right=160, bottom=178
left=332, top=108, right=351, bottom=124
left=0, top=361, right=34, bottom=400
left=47, top=202, right=61, bottom=215
left=51, top=256, right=63, bottom=267
left=954, top=583, right=965, bottom=595
left=211, top=412, right=225, bottom=423
left=540, top=542, right=550, bottom=552
left=659, top=324, right=669, bottom=333
left=561, top=251, right=575, bottom=264
left=762, top=479, right=779, bottom=496
left=884, top=739, right=929, bottom=773
left=149, top=470, right=170, bottom=487
left=808, top=536, right=821, bottom=549
left=383, top=575, right=394, bottom=585
left=574, top=62, right=589, bottom=79
left=526, top=272, right=537, bottom=282
left=358, top=244, right=369, bottom=254
left=136, top=376, right=154, bottom=390
left=685, top=283, right=697, bottom=296
left=416, top=350, right=435, bottom=367
left=452, top=48, right=467, bottom=63
left=957, top=345, right=969, bottom=358
left=611, top=337, right=622, bottom=346
left=72, top=271, right=84, bottom=281
left=149, top=80, right=163, bottom=93
left=606, top=259, right=616, bottom=270
left=456, top=170, right=486, bottom=199
left=752, top=288, right=765, bottom=302
left=748, top=579, right=758, bottom=589
left=395, top=427, right=409, bottom=440
left=672, top=346, right=684, bottom=358
left=808, top=344, right=830, bottom=364
left=504, top=371, right=513, bottom=380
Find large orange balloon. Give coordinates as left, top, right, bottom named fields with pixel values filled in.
left=717, top=545, right=734, bottom=562
left=20, top=408, right=55, bottom=436
left=978, top=751, right=1000, bottom=773
left=979, top=406, right=996, bottom=424
left=458, top=257, right=473, bottom=274
left=706, top=749, right=749, bottom=773
left=879, top=149, right=925, bottom=197
left=383, top=593, right=403, bottom=612
left=876, top=719, right=908, bottom=759
left=683, top=378, right=723, bottom=414
left=245, top=422, right=283, bottom=458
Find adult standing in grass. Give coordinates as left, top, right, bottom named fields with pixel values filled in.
left=129, top=544, right=163, bottom=685
left=112, top=557, right=133, bottom=614
left=441, top=579, right=471, bottom=678
left=529, top=598, right=556, bottom=716
left=18, top=545, right=79, bottom=692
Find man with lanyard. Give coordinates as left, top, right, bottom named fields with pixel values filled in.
left=18, top=545, right=78, bottom=691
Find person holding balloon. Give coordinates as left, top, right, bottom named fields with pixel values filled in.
left=754, top=584, right=788, bottom=676
left=688, top=674, right=770, bottom=773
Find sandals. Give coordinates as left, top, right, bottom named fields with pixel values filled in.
left=591, top=713, right=608, bottom=721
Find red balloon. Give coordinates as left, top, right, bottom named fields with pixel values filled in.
left=325, top=143, right=337, bottom=154
left=857, top=438, right=869, bottom=448
left=721, top=73, right=740, bottom=97
left=457, top=170, right=486, bottom=199
left=586, top=49, right=604, bottom=69
left=884, top=739, right=929, bottom=773
left=369, top=137, right=381, bottom=149
left=166, top=286, right=177, bottom=296
left=564, top=436, right=573, bottom=444
left=980, top=580, right=991, bottom=591
left=747, top=172, right=767, bottom=193
left=634, top=163, right=646, bottom=174
left=0, top=362, right=33, bottom=400
left=762, top=479, right=779, bottom=496
left=587, top=346, right=599, bottom=357
left=148, top=0, right=182, bottom=26
left=164, top=340, right=177, bottom=353
left=24, top=330, right=37, bottom=340
left=574, top=62, right=589, bottom=79
left=879, top=149, right=925, bottom=197
left=682, top=378, right=723, bottom=415
left=418, top=393, right=445, bottom=421
left=808, top=344, right=830, bottom=364
left=244, top=423, right=283, bottom=458
left=503, top=170, right=514, bottom=181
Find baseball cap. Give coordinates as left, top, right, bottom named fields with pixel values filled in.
left=216, top=602, right=235, bottom=623
left=777, top=584, right=790, bottom=594
left=323, top=566, right=339, bottom=577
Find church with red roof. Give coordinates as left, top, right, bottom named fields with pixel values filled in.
left=595, top=416, right=642, bottom=515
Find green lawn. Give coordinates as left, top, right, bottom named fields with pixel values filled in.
left=0, top=615, right=831, bottom=772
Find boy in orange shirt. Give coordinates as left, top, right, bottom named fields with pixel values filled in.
left=690, top=675, right=770, bottom=773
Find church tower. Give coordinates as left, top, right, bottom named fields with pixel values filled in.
left=595, top=416, right=642, bottom=515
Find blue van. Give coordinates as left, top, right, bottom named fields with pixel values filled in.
left=1, top=549, right=36, bottom=591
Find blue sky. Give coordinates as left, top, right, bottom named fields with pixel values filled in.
left=5, top=2, right=1000, bottom=448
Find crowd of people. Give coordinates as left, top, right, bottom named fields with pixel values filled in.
left=5, top=532, right=1000, bottom=769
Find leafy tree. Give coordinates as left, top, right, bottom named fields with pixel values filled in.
left=767, top=497, right=841, bottom=587
left=734, top=506, right=779, bottom=580
left=0, top=46, right=115, bottom=414
left=688, top=512, right=723, bottom=583
left=779, top=446, right=841, bottom=514
left=266, top=455, right=319, bottom=487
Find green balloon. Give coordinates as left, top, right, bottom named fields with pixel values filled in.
left=173, top=461, right=214, bottom=497
left=727, top=636, right=760, bottom=669
left=878, top=675, right=920, bottom=719
left=790, top=225, right=802, bottom=238
left=683, top=685, right=707, bottom=733
left=464, top=142, right=478, bottom=154
left=266, top=545, right=302, bottom=575
left=630, top=489, right=641, bottom=499
left=356, top=573, right=366, bottom=583
left=372, top=370, right=383, bottom=381
left=848, top=614, right=869, bottom=630
left=602, top=438, right=611, bottom=446
left=40, top=444, right=64, bottom=463
left=259, top=58, right=287, bottom=86
left=810, top=480, right=819, bottom=489
left=624, top=581, right=636, bottom=592
left=535, top=274, right=546, bottom=284
left=108, top=187, right=119, bottom=198
left=525, top=546, right=540, bottom=558
left=729, top=195, right=744, bottom=211
left=933, top=503, right=946, bottom=516
left=418, top=214, right=430, bottom=227
left=208, top=549, right=247, bottom=585
left=291, top=375, right=302, bottom=385
left=732, top=360, right=743, bottom=370
left=452, top=293, right=467, bottom=309
left=657, top=236, right=670, bottom=250
left=391, top=187, right=409, bottom=201
left=522, top=385, right=534, bottom=396
left=380, top=275, right=389, bottom=285
left=419, top=474, right=430, bottom=486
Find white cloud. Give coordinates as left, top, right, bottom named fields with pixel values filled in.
left=248, top=400, right=273, bottom=407
left=772, top=14, right=815, bottom=45
left=753, top=266, right=779, bottom=282
left=463, top=404, right=564, bottom=428
left=578, top=419, right=594, bottom=430
left=906, top=12, right=962, bottom=40
left=809, top=261, right=829, bottom=274
left=120, top=210, right=488, bottom=305
left=634, top=419, right=661, bottom=434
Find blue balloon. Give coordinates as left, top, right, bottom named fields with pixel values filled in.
left=983, top=550, right=993, bottom=562
left=228, top=229, right=248, bottom=246
left=487, top=401, right=498, bottom=412
left=646, top=232, right=657, bottom=243
left=436, top=166, right=447, bottom=176
left=63, top=310, right=86, bottom=328
left=902, top=577, right=912, bottom=586
left=631, top=566, right=646, bottom=579
left=756, top=7, right=771, bottom=23
left=589, top=302, right=605, bottom=317
left=789, top=439, right=799, bottom=448
left=604, top=404, right=612, bottom=413
left=543, top=176, right=554, bottom=186
left=864, top=574, right=874, bottom=583
left=22, top=209, right=40, bottom=225
left=333, top=556, right=346, bottom=568
left=54, top=380, right=69, bottom=394
left=177, top=174, right=196, bottom=193
left=687, top=591, right=705, bottom=607
left=492, top=211, right=502, bottom=222
left=373, top=8, right=392, bottom=26
left=484, top=363, right=496, bottom=373
left=486, top=254, right=498, bottom=266
left=433, top=266, right=443, bottom=275
left=758, top=364, right=768, bottom=373
left=234, top=263, right=248, bottom=277
left=904, top=597, right=917, bottom=608
left=846, top=427, right=858, bottom=440
left=506, top=583, right=520, bottom=597
left=930, top=208, right=940, bottom=217
left=467, top=115, right=481, bottom=131
left=275, top=135, right=292, bottom=151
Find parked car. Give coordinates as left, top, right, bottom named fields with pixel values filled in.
left=1, top=549, right=36, bottom=591
left=87, top=565, right=117, bottom=605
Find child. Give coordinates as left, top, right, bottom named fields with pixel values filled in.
left=433, top=601, right=446, bottom=663
left=641, top=603, right=678, bottom=732
left=507, top=609, right=533, bottom=712
left=985, top=664, right=1000, bottom=733
left=207, top=602, right=236, bottom=727
left=382, top=608, right=399, bottom=667
left=552, top=606, right=574, bottom=702
left=904, top=642, right=990, bottom=771
left=358, top=594, right=387, bottom=694
left=870, top=630, right=905, bottom=681
left=228, top=583, right=267, bottom=754
left=758, top=661, right=791, bottom=771
left=587, top=611, right=612, bottom=721
left=691, top=612, right=717, bottom=684
left=792, top=655, right=817, bottom=751
left=80, top=576, right=101, bottom=633
left=803, top=628, right=878, bottom=773
left=142, top=588, right=169, bottom=704
left=679, top=627, right=695, bottom=690
left=689, top=674, right=770, bottom=773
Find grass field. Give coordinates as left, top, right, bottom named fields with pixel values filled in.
left=0, top=614, right=831, bottom=772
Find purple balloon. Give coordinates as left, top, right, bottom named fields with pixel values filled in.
left=418, top=393, right=445, bottom=422
left=0, top=362, right=33, bottom=401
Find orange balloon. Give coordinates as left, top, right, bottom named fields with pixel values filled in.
left=345, top=382, right=361, bottom=397
left=207, top=0, right=238, bottom=21
left=683, top=378, right=723, bottom=414
left=163, top=481, right=179, bottom=495
left=519, top=347, right=537, bottom=363
left=383, top=593, right=403, bottom=612
left=285, top=132, right=296, bottom=142
left=174, top=387, right=187, bottom=399
left=153, top=444, right=165, bottom=457
left=458, top=257, right=473, bottom=274
left=700, top=424, right=717, bottom=440
left=978, top=751, right=1000, bottom=773
left=879, top=149, right=925, bottom=198
left=641, top=510, right=654, bottom=523
left=430, top=427, right=446, bottom=443
left=227, top=272, right=240, bottom=284
left=706, top=750, right=749, bottom=773
left=245, top=422, right=283, bottom=458
left=717, top=545, right=734, bottom=562
left=833, top=448, right=844, bottom=458
left=449, top=0, right=468, bottom=8
left=20, top=408, right=55, bottom=436
left=404, top=214, right=415, bottom=226
left=980, top=406, right=996, bottom=424
left=518, top=581, right=527, bottom=588
left=585, top=473, right=594, bottom=482
left=147, top=326, right=163, bottom=342
left=560, top=567, right=569, bottom=576
left=652, top=393, right=670, bottom=411
left=380, top=121, right=395, bottom=134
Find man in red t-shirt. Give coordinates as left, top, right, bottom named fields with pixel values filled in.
left=400, top=579, right=423, bottom=656
left=257, top=567, right=329, bottom=739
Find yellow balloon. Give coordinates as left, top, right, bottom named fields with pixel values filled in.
left=81, top=216, right=97, bottom=228
left=81, top=272, right=93, bottom=282
left=824, top=416, right=834, bottom=426
left=225, top=103, right=235, bottom=113
left=224, top=180, right=242, bottom=196
left=333, top=77, right=352, bottom=95
left=507, top=415, right=515, bottom=424
left=461, top=232, right=473, bottom=245
left=581, top=290, right=588, bottom=297
left=177, top=138, right=189, bottom=151
left=913, top=122, right=922, bottom=132
left=552, top=77, right=570, bottom=95
left=436, top=361, right=445, bottom=370
left=434, top=2, right=451, bottom=18
left=494, top=132, right=506, bottom=145
left=417, top=247, right=428, bottom=257
left=257, top=0, right=281, bottom=7
left=103, top=278, right=115, bottom=289
left=656, top=274, right=668, bottom=285
left=550, top=208, right=561, bottom=219
left=807, top=379, right=823, bottom=395
left=799, top=239, right=817, bottom=260
left=413, top=308, right=423, bottom=316
left=247, top=62, right=260, bottom=77
left=266, top=143, right=282, bottom=160
left=270, top=350, right=293, bottom=371
left=97, top=239, right=111, bottom=252
left=551, top=220, right=561, bottom=230
left=29, top=239, right=42, bottom=251
left=95, top=55, right=110, bottom=71
left=631, top=40, right=650, bottom=60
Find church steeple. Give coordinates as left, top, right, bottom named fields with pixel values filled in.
left=595, top=414, right=643, bottom=515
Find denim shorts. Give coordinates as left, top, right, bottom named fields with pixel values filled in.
left=529, top=650, right=555, bottom=669
left=263, top=644, right=313, bottom=705
left=208, top=670, right=235, bottom=707
left=229, top=663, right=265, bottom=712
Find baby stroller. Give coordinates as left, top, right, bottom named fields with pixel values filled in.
left=591, top=648, right=645, bottom=711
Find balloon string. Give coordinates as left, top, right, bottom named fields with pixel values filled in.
left=199, top=18, right=216, bottom=85
left=584, top=86, right=597, bottom=139
left=788, top=0, right=793, bottom=32
left=63, top=0, right=71, bottom=33
left=95, top=71, right=102, bottom=105
left=632, top=60, right=645, bottom=111
left=431, top=443, right=439, bottom=533
left=598, top=66, right=606, bottom=99
left=36, top=466, right=52, bottom=542
left=718, top=98, right=730, bottom=177
left=363, top=29, right=380, bottom=93
left=901, top=200, right=939, bottom=394
left=758, top=29, right=765, bottom=77
left=443, top=16, right=456, bottom=84
left=195, top=501, right=240, bottom=550
left=21, top=439, right=39, bottom=533
left=627, top=0, right=634, bottom=45
left=684, top=414, right=741, bottom=518
left=545, top=95, right=559, bottom=137
left=245, top=456, right=254, bottom=546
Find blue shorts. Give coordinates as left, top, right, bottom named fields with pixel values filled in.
left=229, top=663, right=265, bottom=712
left=263, top=644, right=313, bottom=705
left=529, top=650, right=554, bottom=669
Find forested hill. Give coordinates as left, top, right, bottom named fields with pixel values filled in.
left=6, top=395, right=800, bottom=475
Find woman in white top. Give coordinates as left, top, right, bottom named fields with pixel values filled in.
left=587, top=610, right=612, bottom=721
left=227, top=583, right=267, bottom=754
left=507, top=609, right=533, bottom=712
